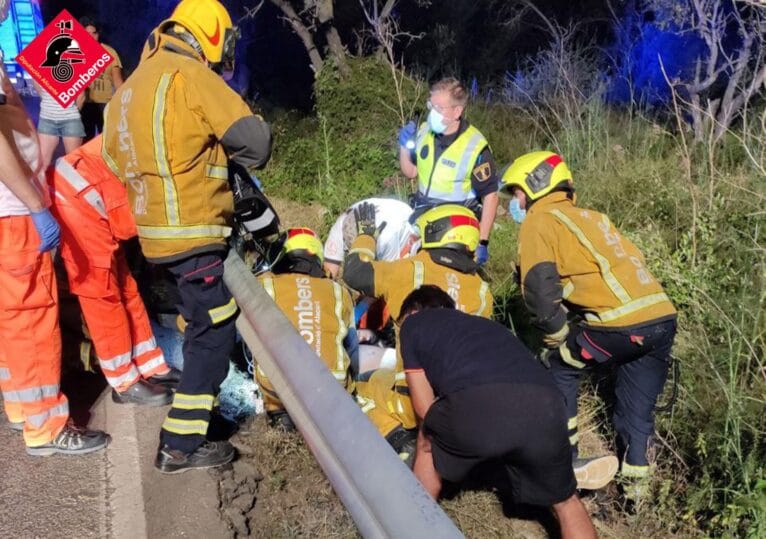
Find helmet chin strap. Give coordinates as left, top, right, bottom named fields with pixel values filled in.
left=164, top=25, right=205, bottom=60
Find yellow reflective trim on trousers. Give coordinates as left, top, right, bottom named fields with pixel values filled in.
left=622, top=462, right=651, bottom=478
left=260, top=276, right=276, bottom=300
left=562, top=281, right=575, bottom=300
left=567, top=416, right=578, bottom=430
left=584, top=292, right=671, bottom=324
left=413, top=260, right=424, bottom=289
left=161, top=418, right=209, bottom=436
left=172, top=393, right=215, bottom=411
left=209, top=297, right=238, bottom=325
left=476, top=281, right=489, bottom=316
left=549, top=209, right=632, bottom=304
left=569, top=432, right=579, bottom=445
left=349, top=247, right=375, bottom=261
left=137, top=224, right=232, bottom=240
left=332, top=282, right=347, bottom=377
left=205, top=164, right=229, bottom=180
left=152, top=73, right=180, bottom=226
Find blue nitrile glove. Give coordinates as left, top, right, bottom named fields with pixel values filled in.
left=30, top=208, right=60, bottom=253
left=476, top=243, right=489, bottom=265
left=398, top=121, right=416, bottom=149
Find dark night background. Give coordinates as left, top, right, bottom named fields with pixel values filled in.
left=40, top=0, right=624, bottom=110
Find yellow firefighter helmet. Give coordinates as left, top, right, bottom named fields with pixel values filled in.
left=500, top=151, right=573, bottom=202
left=415, top=204, right=480, bottom=253
left=161, top=0, right=238, bottom=70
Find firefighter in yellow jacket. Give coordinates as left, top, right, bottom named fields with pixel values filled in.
left=343, top=202, right=493, bottom=434
left=501, top=151, right=677, bottom=498
left=254, top=228, right=417, bottom=465
left=254, top=228, right=356, bottom=429
left=102, top=0, right=272, bottom=473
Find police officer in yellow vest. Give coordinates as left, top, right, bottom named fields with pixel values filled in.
left=102, top=0, right=272, bottom=473
left=398, top=78, right=499, bottom=266
left=343, top=202, right=493, bottom=435
left=254, top=228, right=356, bottom=430
left=501, top=151, right=677, bottom=499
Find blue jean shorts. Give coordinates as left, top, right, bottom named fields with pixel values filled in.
left=38, top=117, right=86, bottom=138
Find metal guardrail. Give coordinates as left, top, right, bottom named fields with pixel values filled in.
left=223, top=250, right=464, bottom=539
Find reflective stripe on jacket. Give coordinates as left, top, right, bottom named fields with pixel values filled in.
left=415, top=122, right=487, bottom=202
left=258, top=272, right=355, bottom=390
left=50, top=135, right=136, bottom=269
left=101, top=32, right=271, bottom=263
left=518, top=192, right=676, bottom=332
left=345, top=235, right=493, bottom=322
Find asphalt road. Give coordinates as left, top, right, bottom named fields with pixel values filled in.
left=0, top=371, right=228, bottom=539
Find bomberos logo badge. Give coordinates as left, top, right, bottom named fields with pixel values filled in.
left=16, top=10, right=113, bottom=107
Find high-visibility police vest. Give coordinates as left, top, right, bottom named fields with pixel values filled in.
left=415, top=122, right=488, bottom=202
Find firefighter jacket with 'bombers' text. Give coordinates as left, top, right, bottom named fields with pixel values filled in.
left=343, top=234, right=493, bottom=322
left=257, top=272, right=356, bottom=395
left=101, top=31, right=272, bottom=263
left=518, top=191, right=677, bottom=334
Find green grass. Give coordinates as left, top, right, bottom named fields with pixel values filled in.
left=259, top=58, right=765, bottom=537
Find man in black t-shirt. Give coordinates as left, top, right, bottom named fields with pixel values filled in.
left=399, top=286, right=614, bottom=538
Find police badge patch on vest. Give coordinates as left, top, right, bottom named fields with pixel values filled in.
left=473, top=162, right=492, bottom=182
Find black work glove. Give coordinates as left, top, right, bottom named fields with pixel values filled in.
left=354, top=202, right=386, bottom=239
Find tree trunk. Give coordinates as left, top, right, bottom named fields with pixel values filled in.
left=269, top=0, right=325, bottom=74
left=314, top=0, right=350, bottom=77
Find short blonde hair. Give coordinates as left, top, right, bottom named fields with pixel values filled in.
left=430, top=77, right=468, bottom=107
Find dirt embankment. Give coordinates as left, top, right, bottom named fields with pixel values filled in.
left=216, top=416, right=357, bottom=538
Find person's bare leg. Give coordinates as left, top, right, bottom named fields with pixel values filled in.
left=552, top=493, right=597, bottom=539
left=38, top=133, right=59, bottom=171
left=62, top=136, right=83, bottom=155
left=413, top=428, right=442, bottom=499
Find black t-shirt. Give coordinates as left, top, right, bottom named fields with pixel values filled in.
left=419, top=119, right=499, bottom=199
left=400, top=308, right=555, bottom=397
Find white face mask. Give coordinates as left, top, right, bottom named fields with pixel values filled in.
left=427, top=108, right=448, bottom=134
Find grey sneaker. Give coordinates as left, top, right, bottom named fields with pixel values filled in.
left=8, top=420, right=23, bottom=432
left=26, top=423, right=110, bottom=457
left=573, top=455, right=619, bottom=490
left=155, top=440, right=236, bottom=474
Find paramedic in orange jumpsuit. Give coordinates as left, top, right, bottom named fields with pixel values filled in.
left=0, top=38, right=108, bottom=455
left=49, top=136, right=180, bottom=406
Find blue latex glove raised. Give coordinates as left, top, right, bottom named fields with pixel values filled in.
left=30, top=208, right=60, bottom=253
left=398, top=121, right=416, bottom=149
left=476, top=243, right=489, bottom=265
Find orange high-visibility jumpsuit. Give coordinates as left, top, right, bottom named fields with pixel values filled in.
left=0, top=62, right=69, bottom=447
left=49, top=136, right=169, bottom=390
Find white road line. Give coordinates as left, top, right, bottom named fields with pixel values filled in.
left=101, top=391, right=149, bottom=539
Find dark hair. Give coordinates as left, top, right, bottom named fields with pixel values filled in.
left=79, top=16, right=99, bottom=31
left=397, top=285, right=455, bottom=323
